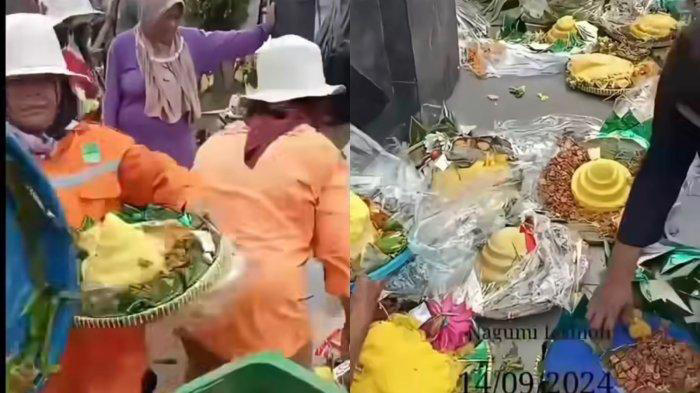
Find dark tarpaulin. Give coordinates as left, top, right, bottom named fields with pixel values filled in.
left=272, top=0, right=317, bottom=41
left=351, top=0, right=460, bottom=141
left=349, top=0, right=394, bottom=128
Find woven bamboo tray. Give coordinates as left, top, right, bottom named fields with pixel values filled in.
left=74, top=227, right=236, bottom=329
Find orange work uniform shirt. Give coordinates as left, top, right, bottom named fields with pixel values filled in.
left=184, top=122, right=350, bottom=362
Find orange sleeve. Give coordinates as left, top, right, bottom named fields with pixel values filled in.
left=313, top=155, right=351, bottom=299
left=118, top=145, right=199, bottom=212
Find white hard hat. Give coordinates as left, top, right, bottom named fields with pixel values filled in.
left=41, top=0, right=103, bottom=26
left=5, top=14, right=83, bottom=79
left=243, top=35, right=345, bottom=103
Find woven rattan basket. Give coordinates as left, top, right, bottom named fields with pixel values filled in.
left=74, top=223, right=236, bottom=329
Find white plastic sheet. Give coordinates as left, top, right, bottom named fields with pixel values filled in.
left=463, top=39, right=570, bottom=78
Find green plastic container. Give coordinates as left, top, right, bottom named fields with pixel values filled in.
left=175, top=353, right=347, bottom=393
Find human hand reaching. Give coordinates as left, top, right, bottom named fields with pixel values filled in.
left=587, top=274, right=635, bottom=337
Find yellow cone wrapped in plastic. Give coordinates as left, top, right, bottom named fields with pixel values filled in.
left=81, top=213, right=168, bottom=286
left=432, top=154, right=510, bottom=200
left=477, top=227, right=528, bottom=283
left=547, top=16, right=578, bottom=43
left=351, top=314, right=461, bottom=393
left=630, top=14, right=677, bottom=41
left=350, top=191, right=377, bottom=260
left=571, top=159, right=632, bottom=212
left=569, top=54, right=634, bottom=89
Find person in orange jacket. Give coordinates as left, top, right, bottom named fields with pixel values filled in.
left=6, top=13, right=197, bottom=393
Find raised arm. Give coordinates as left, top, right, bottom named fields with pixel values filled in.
left=118, top=145, right=199, bottom=212
left=185, top=23, right=272, bottom=75
left=102, top=37, right=122, bottom=128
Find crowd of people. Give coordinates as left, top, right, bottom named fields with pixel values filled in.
left=6, top=1, right=351, bottom=392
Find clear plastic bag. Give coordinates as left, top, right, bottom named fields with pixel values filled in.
left=463, top=39, right=571, bottom=78
left=521, top=0, right=607, bottom=24
left=350, top=125, right=428, bottom=228
left=457, top=0, right=491, bottom=40
left=598, top=0, right=659, bottom=33
left=454, top=212, right=589, bottom=319
left=389, top=189, right=519, bottom=297
left=482, top=114, right=603, bottom=203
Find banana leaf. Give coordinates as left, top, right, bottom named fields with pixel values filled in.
left=375, top=232, right=408, bottom=257
left=116, top=205, right=201, bottom=229
left=500, top=14, right=527, bottom=41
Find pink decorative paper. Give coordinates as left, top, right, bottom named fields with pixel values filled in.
left=420, top=297, right=475, bottom=353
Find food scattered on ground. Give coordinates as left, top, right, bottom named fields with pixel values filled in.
left=487, top=94, right=499, bottom=101
left=539, top=139, right=621, bottom=237
left=629, top=14, right=678, bottom=42
left=537, top=93, right=549, bottom=101
left=628, top=309, right=652, bottom=339
left=596, top=36, right=651, bottom=62
left=467, top=41, right=506, bottom=78
left=571, top=158, right=632, bottom=212
left=432, top=154, right=511, bottom=200
left=609, top=331, right=700, bottom=393
left=546, top=16, right=578, bottom=44
left=476, top=227, right=528, bottom=283
left=568, top=53, right=634, bottom=90
left=509, top=85, right=526, bottom=98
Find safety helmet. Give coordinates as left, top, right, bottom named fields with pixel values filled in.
left=40, top=0, right=103, bottom=26
left=5, top=13, right=84, bottom=79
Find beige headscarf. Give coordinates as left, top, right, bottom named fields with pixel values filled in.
left=135, top=0, right=201, bottom=124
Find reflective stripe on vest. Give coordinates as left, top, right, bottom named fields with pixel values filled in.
left=49, top=160, right=121, bottom=189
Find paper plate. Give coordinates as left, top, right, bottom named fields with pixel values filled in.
left=74, top=224, right=237, bottom=329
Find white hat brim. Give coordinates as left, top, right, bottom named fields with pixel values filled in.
left=6, top=65, right=89, bottom=81
left=243, top=84, right=346, bottom=103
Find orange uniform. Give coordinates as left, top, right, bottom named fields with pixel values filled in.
left=41, top=122, right=195, bottom=393
left=184, top=122, right=350, bottom=364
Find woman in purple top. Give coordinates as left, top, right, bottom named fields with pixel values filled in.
left=103, top=0, right=273, bottom=167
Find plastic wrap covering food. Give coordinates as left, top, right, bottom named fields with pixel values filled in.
left=521, top=0, right=607, bottom=25
left=598, top=0, right=659, bottom=35
left=457, top=0, right=491, bottom=40
left=388, top=190, right=519, bottom=297
left=463, top=39, right=571, bottom=78
left=454, top=212, right=588, bottom=319
left=350, top=125, right=428, bottom=229
left=482, top=114, right=603, bottom=203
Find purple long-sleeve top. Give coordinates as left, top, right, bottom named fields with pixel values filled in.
left=103, top=24, right=272, bottom=168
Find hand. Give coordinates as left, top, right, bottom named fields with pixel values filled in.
left=587, top=275, right=634, bottom=336
left=263, top=2, right=276, bottom=27
left=351, top=275, right=385, bottom=323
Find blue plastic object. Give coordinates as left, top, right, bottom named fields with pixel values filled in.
left=544, top=313, right=698, bottom=393
left=351, top=248, right=415, bottom=291
left=5, top=125, right=79, bottom=389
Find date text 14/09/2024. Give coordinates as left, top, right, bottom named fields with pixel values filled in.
left=463, top=371, right=615, bottom=393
